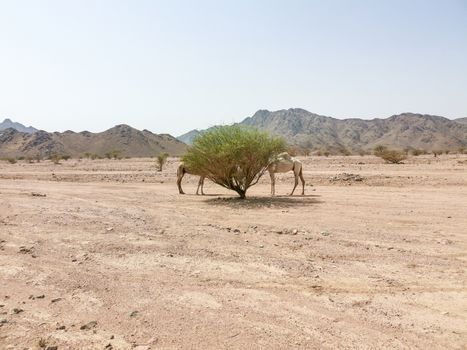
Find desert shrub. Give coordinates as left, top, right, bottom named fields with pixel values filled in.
left=411, top=149, right=425, bottom=156
left=339, top=148, right=351, bottom=156
left=357, top=149, right=368, bottom=156
left=377, top=149, right=407, bottom=164
left=4, top=157, right=17, bottom=164
left=105, top=150, right=121, bottom=159
left=156, top=152, right=169, bottom=171
left=373, top=145, right=387, bottom=157
left=302, top=148, right=311, bottom=157
left=323, top=150, right=330, bottom=157
left=457, top=147, right=466, bottom=154
left=17, top=156, right=25, bottom=160
left=90, top=153, right=99, bottom=160
left=61, top=155, right=71, bottom=161
left=182, top=125, right=286, bottom=199
left=50, top=154, right=62, bottom=164
left=84, top=152, right=92, bottom=159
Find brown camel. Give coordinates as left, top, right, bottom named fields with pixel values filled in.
left=177, top=163, right=206, bottom=195
left=267, top=152, right=305, bottom=196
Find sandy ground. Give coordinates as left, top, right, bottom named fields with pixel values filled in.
left=0, top=155, right=466, bottom=350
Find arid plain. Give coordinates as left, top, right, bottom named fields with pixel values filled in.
left=0, top=155, right=466, bottom=349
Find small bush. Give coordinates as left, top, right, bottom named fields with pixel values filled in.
left=61, top=155, right=71, bottom=161
left=357, top=149, right=368, bottom=156
left=378, top=149, right=407, bottom=164
left=411, top=149, right=425, bottom=156
left=5, top=157, right=17, bottom=164
left=50, top=155, right=62, bottom=164
left=105, top=150, right=121, bottom=159
left=156, top=152, right=169, bottom=171
left=373, top=145, right=387, bottom=157
left=339, top=148, right=351, bottom=156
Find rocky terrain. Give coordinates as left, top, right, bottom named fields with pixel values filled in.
left=0, top=124, right=187, bottom=159
left=0, top=154, right=466, bottom=349
left=179, top=109, right=467, bottom=152
left=0, top=118, right=37, bottom=133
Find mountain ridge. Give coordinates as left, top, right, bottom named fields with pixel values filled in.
left=0, top=124, right=187, bottom=158
left=178, top=109, right=467, bottom=152
left=0, top=118, right=38, bottom=133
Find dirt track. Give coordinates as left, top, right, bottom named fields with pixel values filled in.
left=1, top=155, right=466, bottom=349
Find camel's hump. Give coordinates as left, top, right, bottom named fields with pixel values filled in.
left=277, top=152, right=292, bottom=161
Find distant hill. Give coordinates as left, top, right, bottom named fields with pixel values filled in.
left=179, top=109, right=467, bottom=152
left=177, top=129, right=202, bottom=144
left=455, top=117, right=467, bottom=125
left=0, top=118, right=37, bottom=133
left=0, top=124, right=187, bottom=158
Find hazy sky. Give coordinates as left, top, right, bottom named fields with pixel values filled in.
left=1, top=0, right=466, bottom=135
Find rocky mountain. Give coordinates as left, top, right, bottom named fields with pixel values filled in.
left=0, top=118, right=37, bottom=133
left=179, top=109, right=467, bottom=152
left=0, top=124, right=187, bottom=158
left=177, top=129, right=202, bottom=145
left=455, top=117, right=467, bottom=125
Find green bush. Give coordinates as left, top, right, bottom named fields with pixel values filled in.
left=156, top=152, right=169, bottom=171
left=50, top=154, right=62, bottom=164
left=5, top=157, right=17, bottom=164
left=105, top=150, right=122, bottom=159
left=378, top=149, right=407, bottom=164
left=411, top=149, right=426, bottom=156
left=340, top=148, right=351, bottom=156
left=373, top=145, right=387, bottom=157
left=182, top=125, right=286, bottom=199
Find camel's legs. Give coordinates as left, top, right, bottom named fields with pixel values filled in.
left=196, top=176, right=205, bottom=195
left=269, top=171, right=275, bottom=196
left=177, top=172, right=185, bottom=194
left=291, top=175, right=299, bottom=195
left=299, top=166, right=305, bottom=195
left=290, top=164, right=300, bottom=196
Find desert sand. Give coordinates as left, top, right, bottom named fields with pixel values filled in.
left=0, top=155, right=466, bottom=349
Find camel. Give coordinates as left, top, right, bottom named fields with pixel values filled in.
left=177, top=163, right=206, bottom=195
left=268, top=152, right=305, bottom=196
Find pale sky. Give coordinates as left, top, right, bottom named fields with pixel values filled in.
left=1, top=0, right=466, bottom=136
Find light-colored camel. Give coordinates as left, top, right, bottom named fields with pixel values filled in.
left=177, top=163, right=206, bottom=195
left=268, top=152, right=305, bottom=196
